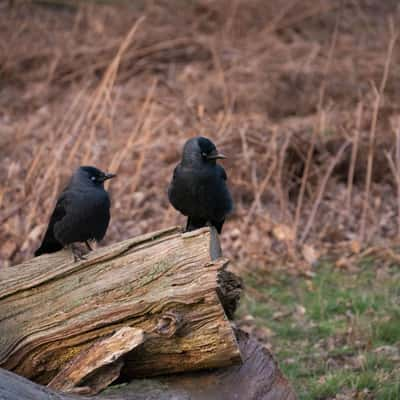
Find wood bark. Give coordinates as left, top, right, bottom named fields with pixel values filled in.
left=0, top=227, right=241, bottom=388
left=0, top=330, right=297, bottom=400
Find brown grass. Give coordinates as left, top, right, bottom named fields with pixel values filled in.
left=1, top=0, right=399, bottom=268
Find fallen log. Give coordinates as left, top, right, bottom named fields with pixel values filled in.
left=0, top=226, right=242, bottom=391
left=0, top=330, right=297, bottom=400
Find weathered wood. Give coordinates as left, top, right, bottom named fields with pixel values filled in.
left=48, top=327, right=145, bottom=395
left=0, top=227, right=241, bottom=385
left=0, top=330, right=297, bottom=400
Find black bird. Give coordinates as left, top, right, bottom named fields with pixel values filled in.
left=34, top=166, right=116, bottom=259
left=168, top=136, right=233, bottom=233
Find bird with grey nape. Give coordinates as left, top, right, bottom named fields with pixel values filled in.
left=34, top=166, right=116, bottom=260
left=168, top=136, right=233, bottom=233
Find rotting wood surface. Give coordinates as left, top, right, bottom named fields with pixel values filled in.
left=0, top=227, right=241, bottom=387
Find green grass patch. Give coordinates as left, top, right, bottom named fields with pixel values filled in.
left=239, top=257, right=400, bottom=399
left=372, top=314, right=400, bottom=344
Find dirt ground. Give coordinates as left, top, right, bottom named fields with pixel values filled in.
left=1, top=0, right=400, bottom=270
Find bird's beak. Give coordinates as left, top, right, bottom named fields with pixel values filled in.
left=207, top=150, right=227, bottom=160
left=103, top=173, right=117, bottom=181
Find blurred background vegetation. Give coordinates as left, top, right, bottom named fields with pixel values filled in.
left=1, top=1, right=399, bottom=398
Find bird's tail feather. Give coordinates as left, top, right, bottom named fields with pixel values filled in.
left=186, top=216, right=207, bottom=232
left=34, top=240, right=63, bottom=257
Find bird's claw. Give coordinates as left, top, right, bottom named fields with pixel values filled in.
left=73, top=253, right=87, bottom=262
left=71, top=245, right=88, bottom=262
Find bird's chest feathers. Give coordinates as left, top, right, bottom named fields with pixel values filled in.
left=175, top=167, right=219, bottom=202
left=75, top=190, right=110, bottom=216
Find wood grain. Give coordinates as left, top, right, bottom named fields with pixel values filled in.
left=0, top=227, right=241, bottom=384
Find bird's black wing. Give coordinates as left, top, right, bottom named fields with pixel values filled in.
left=34, top=194, right=68, bottom=256
left=210, top=164, right=232, bottom=234
left=168, top=164, right=186, bottom=213
left=52, top=189, right=111, bottom=244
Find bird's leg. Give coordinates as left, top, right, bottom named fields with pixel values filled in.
left=185, top=217, right=192, bottom=232
left=70, top=244, right=87, bottom=262
left=85, top=241, right=93, bottom=252
left=210, top=219, right=224, bottom=234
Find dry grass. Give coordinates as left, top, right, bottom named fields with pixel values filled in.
left=1, top=0, right=400, bottom=268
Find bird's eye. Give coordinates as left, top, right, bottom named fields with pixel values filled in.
left=91, top=176, right=97, bottom=181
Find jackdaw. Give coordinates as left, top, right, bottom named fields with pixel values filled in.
left=34, top=166, right=116, bottom=259
left=168, top=136, right=233, bottom=233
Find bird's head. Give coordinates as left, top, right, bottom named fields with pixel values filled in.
left=182, top=136, right=226, bottom=166
left=76, top=166, right=116, bottom=187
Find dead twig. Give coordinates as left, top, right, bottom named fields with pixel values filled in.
left=346, top=102, right=363, bottom=213
left=294, top=15, right=339, bottom=244
left=360, top=27, right=398, bottom=242
left=300, top=140, right=350, bottom=244
left=384, top=124, right=400, bottom=236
